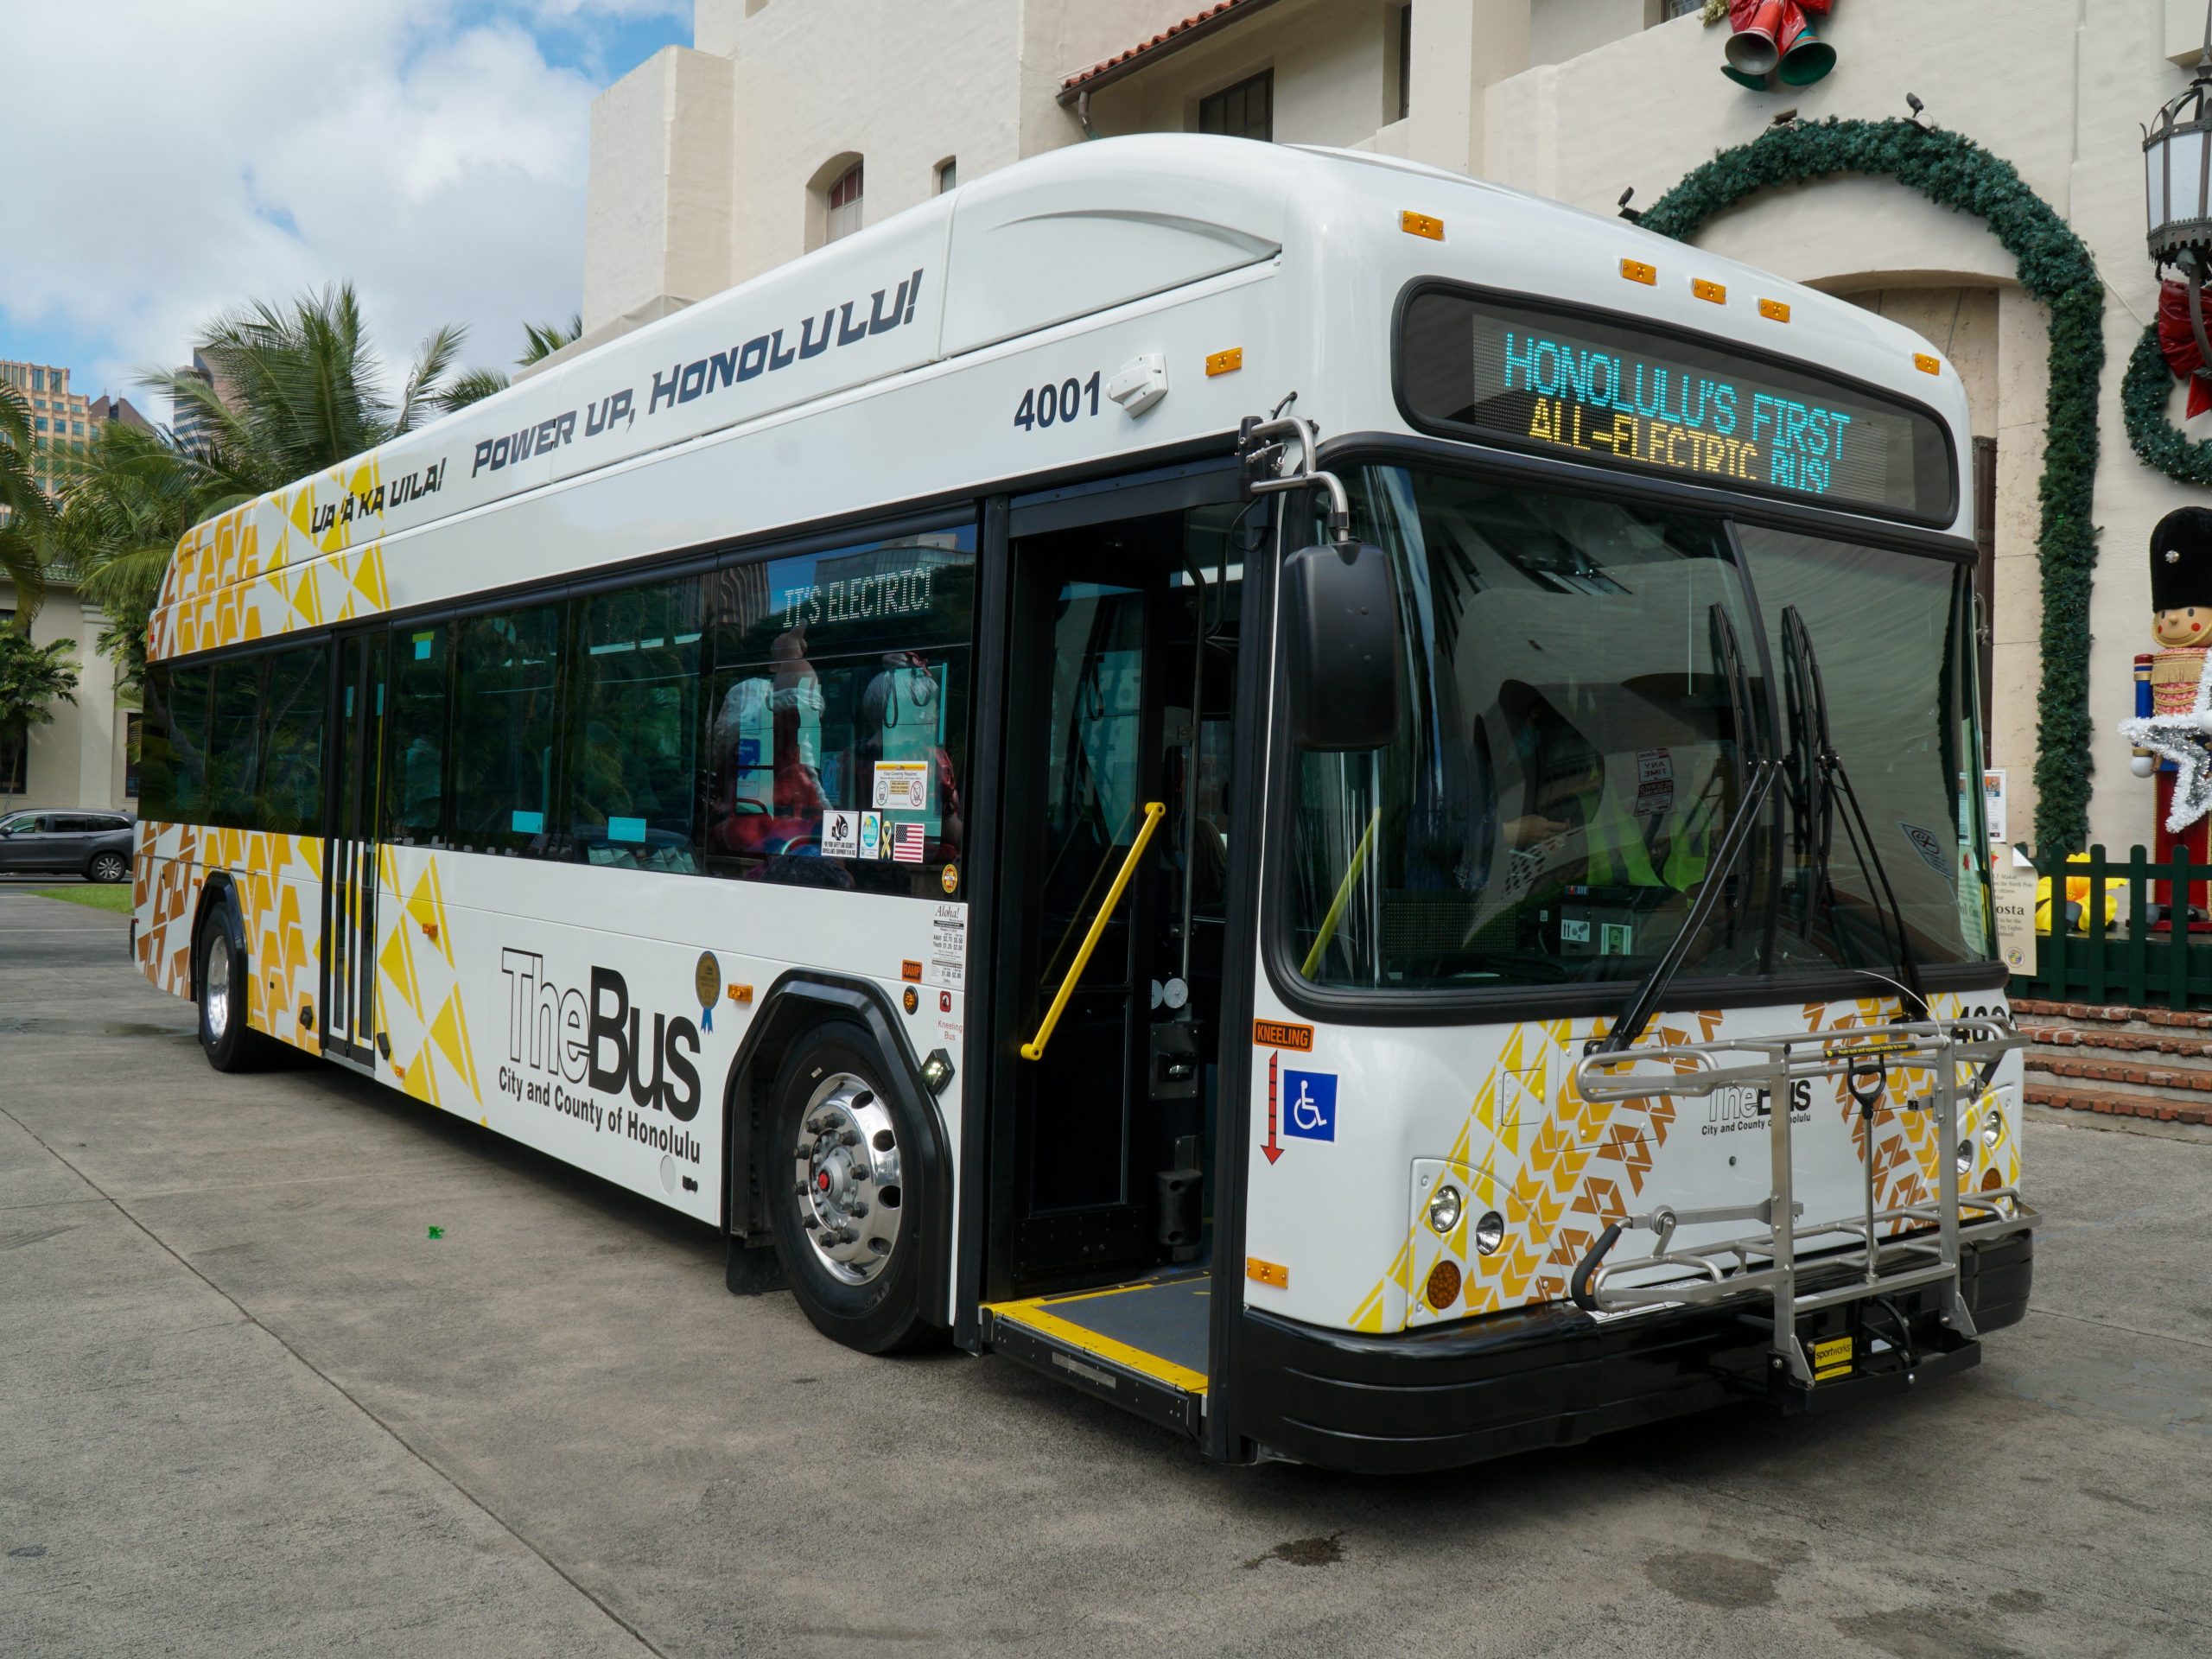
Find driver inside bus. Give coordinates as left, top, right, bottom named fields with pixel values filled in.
left=1508, top=712, right=1716, bottom=897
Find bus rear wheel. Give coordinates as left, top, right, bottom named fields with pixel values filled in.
left=196, top=897, right=277, bottom=1073
left=763, top=1021, right=938, bottom=1354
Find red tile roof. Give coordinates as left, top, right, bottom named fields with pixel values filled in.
left=1060, top=0, right=1281, bottom=99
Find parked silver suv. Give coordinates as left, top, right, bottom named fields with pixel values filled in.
left=0, top=808, right=136, bottom=883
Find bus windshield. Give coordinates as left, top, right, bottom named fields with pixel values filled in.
left=1282, top=465, right=1992, bottom=996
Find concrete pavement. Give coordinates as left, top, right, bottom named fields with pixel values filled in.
left=3, top=886, right=2208, bottom=1657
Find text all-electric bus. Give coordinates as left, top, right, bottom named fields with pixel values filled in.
left=131, top=136, right=2032, bottom=1472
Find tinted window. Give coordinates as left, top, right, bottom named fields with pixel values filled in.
left=140, top=661, right=211, bottom=823
left=206, top=658, right=264, bottom=825
left=569, top=577, right=703, bottom=872
left=451, top=602, right=563, bottom=855
left=260, top=645, right=327, bottom=836
left=1284, top=467, right=1764, bottom=991
left=388, top=622, right=451, bottom=842
left=704, top=526, right=976, bottom=896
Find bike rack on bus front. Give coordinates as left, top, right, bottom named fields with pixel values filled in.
left=1569, top=1018, right=2035, bottom=1392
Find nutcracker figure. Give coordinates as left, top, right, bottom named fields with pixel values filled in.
left=2125, top=506, right=2212, bottom=923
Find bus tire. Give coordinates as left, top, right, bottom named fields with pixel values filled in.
left=763, top=1020, right=941, bottom=1355
left=195, top=895, right=276, bottom=1074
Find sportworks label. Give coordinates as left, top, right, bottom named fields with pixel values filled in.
left=499, top=950, right=704, bottom=1165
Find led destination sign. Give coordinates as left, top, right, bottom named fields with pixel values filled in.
left=1399, top=289, right=1955, bottom=522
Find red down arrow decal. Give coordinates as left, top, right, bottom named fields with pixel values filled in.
left=1262, top=1051, right=1284, bottom=1165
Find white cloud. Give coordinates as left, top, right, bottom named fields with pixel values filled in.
left=0, top=0, right=669, bottom=405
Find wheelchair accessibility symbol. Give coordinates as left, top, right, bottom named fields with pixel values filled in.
left=1282, top=1070, right=1338, bottom=1142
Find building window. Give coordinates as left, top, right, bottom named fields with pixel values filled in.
left=1396, top=6, right=1412, bottom=123
left=935, top=156, right=958, bottom=194
left=0, top=729, right=24, bottom=796
left=1659, top=0, right=1701, bottom=17
left=30, top=368, right=43, bottom=393
left=34, top=417, right=47, bottom=432
left=1198, top=70, right=1273, bottom=143
left=826, top=160, right=864, bottom=242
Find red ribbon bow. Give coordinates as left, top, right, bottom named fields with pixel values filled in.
left=2158, top=277, right=2212, bottom=420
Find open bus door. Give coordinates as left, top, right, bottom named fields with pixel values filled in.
left=976, top=468, right=1257, bottom=1439
left=320, top=630, right=387, bottom=1065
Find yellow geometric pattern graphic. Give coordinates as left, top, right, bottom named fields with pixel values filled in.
left=132, top=822, right=322, bottom=1051
left=1347, top=1012, right=1716, bottom=1333
left=1804, top=992, right=2019, bottom=1224
left=373, top=847, right=481, bottom=1110
left=1345, top=993, right=2020, bottom=1334
left=152, top=537, right=391, bottom=662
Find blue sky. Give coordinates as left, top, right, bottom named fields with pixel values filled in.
left=0, top=1, right=692, bottom=410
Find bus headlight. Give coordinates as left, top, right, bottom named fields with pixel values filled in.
left=1473, top=1210, right=1506, bottom=1256
left=1955, top=1139, right=1974, bottom=1177
left=1426, top=1183, right=1464, bottom=1236
left=1981, top=1111, right=2004, bottom=1149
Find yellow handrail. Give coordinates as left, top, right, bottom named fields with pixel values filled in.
left=1020, top=801, right=1166, bottom=1062
left=1300, top=806, right=1380, bottom=979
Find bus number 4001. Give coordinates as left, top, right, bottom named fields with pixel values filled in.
left=1014, top=371, right=1101, bottom=431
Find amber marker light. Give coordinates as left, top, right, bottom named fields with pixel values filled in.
left=1246, top=1255, right=1288, bottom=1289
left=1758, top=297, right=1792, bottom=322
left=1620, top=258, right=1657, bottom=286
left=1692, top=277, right=1727, bottom=304
left=1425, top=1259, right=1462, bottom=1310
left=1205, top=347, right=1243, bottom=377
left=1914, top=352, right=1942, bottom=375
left=1401, top=209, right=1444, bottom=240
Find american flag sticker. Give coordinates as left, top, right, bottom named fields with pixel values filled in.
left=892, top=822, right=925, bottom=863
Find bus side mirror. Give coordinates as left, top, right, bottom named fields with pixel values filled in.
left=1282, top=541, right=1401, bottom=752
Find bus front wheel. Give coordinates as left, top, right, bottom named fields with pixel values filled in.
left=195, top=896, right=277, bottom=1073
left=763, top=1021, right=939, bottom=1355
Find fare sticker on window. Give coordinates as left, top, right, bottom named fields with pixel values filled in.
left=873, top=761, right=930, bottom=810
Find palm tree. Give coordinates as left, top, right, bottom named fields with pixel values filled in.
left=432, top=311, right=587, bottom=416
left=0, top=382, right=57, bottom=623
left=48, top=421, right=224, bottom=691
left=148, top=283, right=474, bottom=493
left=520, top=313, right=582, bottom=365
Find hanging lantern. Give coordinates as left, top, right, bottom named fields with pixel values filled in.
left=2148, top=12, right=2212, bottom=394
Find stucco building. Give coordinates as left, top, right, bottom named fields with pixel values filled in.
left=582, top=0, right=2212, bottom=858
left=0, top=574, right=137, bottom=813
left=1, top=358, right=145, bottom=811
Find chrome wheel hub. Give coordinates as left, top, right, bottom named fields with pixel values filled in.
left=204, top=937, right=232, bottom=1041
left=791, top=1072, right=903, bottom=1285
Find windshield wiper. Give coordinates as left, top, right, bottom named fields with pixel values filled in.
left=1599, top=605, right=1772, bottom=1057
left=1598, top=756, right=1777, bottom=1056
left=1782, top=606, right=1929, bottom=1020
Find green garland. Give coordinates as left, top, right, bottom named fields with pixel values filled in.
left=1643, top=118, right=2104, bottom=855
left=2122, top=321, right=2212, bottom=485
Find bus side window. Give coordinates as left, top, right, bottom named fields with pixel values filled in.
left=257, top=644, right=328, bottom=836
left=451, top=601, right=565, bottom=856
left=701, top=528, right=975, bottom=893
left=206, top=656, right=267, bottom=829
left=387, top=623, right=451, bottom=845
left=139, top=659, right=211, bottom=825
left=567, top=576, right=703, bottom=873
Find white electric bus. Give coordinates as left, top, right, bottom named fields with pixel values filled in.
left=131, top=136, right=2033, bottom=1471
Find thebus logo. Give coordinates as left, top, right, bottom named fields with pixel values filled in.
left=499, top=950, right=702, bottom=1122
left=1703, top=1077, right=1812, bottom=1135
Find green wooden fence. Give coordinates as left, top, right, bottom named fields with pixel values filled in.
left=2008, top=844, right=2212, bottom=1010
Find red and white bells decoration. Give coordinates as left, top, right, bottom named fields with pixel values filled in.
left=1722, top=0, right=1838, bottom=91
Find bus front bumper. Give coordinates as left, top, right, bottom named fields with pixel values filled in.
left=1236, top=1229, right=2032, bottom=1475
